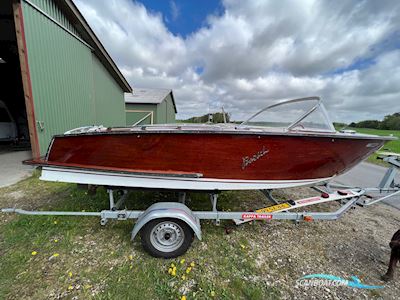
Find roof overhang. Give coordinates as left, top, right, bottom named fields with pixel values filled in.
left=169, top=90, right=177, bottom=113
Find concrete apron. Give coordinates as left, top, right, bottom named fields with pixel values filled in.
left=335, top=162, right=400, bottom=210
left=0, top=150, right=33, bottom=188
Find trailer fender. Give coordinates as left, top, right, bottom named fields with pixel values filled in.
left=131, top=202, right=202, bottom=241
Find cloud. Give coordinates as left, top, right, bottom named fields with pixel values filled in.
left=75, top=0, right=400, bottom=122
left=169, top=1, right=180, bottom=21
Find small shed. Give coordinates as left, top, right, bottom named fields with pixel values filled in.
left=125, top=88, right=177, bottom=125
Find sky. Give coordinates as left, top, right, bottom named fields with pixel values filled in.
left=74, top=0, right=400, bottom=123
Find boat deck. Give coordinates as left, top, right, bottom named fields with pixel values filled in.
left=61, top=124, right=395, bottom=141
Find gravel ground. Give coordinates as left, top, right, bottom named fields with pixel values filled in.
left=248, top=187, right=400, bottom=299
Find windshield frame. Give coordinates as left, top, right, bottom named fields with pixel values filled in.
left=238, top=96, right=336, bottom=132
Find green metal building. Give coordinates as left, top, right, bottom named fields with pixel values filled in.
left=0, top=0, right=132, bottom=158
left=125, top=88, right=177, bottom=125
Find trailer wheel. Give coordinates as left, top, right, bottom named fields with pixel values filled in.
left=140, top=218, right=194, bottom=258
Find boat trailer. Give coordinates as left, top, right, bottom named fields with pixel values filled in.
left=2, top=154, right=400, bottom=258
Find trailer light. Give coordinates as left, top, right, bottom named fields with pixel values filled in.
left=303, top=216, right=313, bottom=222
left=321, top=192, right=329, bottom=198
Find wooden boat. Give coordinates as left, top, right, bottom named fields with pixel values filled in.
left=25, top=97, right=394, bottom=190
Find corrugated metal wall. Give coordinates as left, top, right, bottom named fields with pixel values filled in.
left=125, top=96, right=176, bottom=125
left=166, top=97, right=176, bottom=123
left=21, top=0, right=126, bottom=154
left=159, top=94, right=176, bottom=123
left=92, top=55, right=126, bottom=126
left=125, top=103, right=156, bottom=125
left=27, top=0, right=81, bottom=37
left=23, top=0, right=95, bottom=154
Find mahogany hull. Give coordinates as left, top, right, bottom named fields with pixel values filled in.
left=39, top=132, right=383, bottom=184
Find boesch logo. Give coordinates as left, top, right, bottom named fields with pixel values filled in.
left=241, top=146, right=269, bottom=170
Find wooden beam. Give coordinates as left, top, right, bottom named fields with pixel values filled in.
left=13, top=0, right=40, bottom=158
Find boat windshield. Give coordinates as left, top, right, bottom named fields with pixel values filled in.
left=239, top=97, right=336, bottom=132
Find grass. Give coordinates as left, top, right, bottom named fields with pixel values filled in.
left=346, top=128, right=400, bottom=165
left=1, top=175, right=399, bottom=298
left=0, top=174, right=282, bottom=299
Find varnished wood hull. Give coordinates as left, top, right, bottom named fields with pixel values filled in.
left=28, top=131, right=386, bottom=190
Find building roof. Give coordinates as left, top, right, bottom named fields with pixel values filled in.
left=58, top=0, right=132, bottom=92
left=125, top=88, right=177, bottom=113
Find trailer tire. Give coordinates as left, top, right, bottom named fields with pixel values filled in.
left=140, top=218, right=194, bottom=258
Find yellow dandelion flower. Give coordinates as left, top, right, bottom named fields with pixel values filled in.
left=240, top=244, right=246, bottom=249
left=181, top=296, right=186, bottom=300
left=128, top=254, right=133, bottom=261
left=181, top=275, right=186, bottom=280
left=68, top=285, right=73, bottom=290
left=185, top=267, right=192, bottom=274
left=52, top=253, right=59, bottom=257
left=173, top=266, right=177, bottom=272
left=68, top=271, right=73, bottom=278
left=53, top=220, right=58, bottom=225
left=168, top=268, right=172, bottom=274
left=31, top=251, right=38, bottom=256
left=171, top=270, right=176, bottom=276
left=54, top=239, right=58, bottom=243
left=190, top=261, right=195, bottom=267
left=170, top=263, right=175, bottom=268
left=180, top=259, right=185, bottom=264
left=211, top=291, right=216, bottom=297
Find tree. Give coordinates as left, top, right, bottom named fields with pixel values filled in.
left=355, top=120, right=380, bottom=129
left=380, top=113, right=400, bottom=130
left=182, top=112, right=230, bottom=124
left=349, top=112, right=400, bottom=130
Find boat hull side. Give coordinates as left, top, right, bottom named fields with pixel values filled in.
left=45, top=133, right=384, bottom=181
